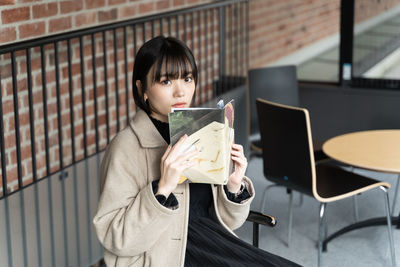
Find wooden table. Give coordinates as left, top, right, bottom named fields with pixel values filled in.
left=323, top=130, right=400, bottom=174
left=322, top=129, right=400, bottom=249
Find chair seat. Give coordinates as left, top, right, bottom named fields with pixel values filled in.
left=316, top=163, right=389, bottom=202
left=251, top=138, right=328, bottom=161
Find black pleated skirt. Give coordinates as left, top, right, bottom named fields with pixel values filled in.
left=184, top=216, right=301, bottom=267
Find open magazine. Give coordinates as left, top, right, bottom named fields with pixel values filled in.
left=168, top=100, right=235, bottom=184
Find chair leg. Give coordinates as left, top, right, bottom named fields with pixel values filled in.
left=287, top=190, right=294, bottom=247
left=318, top=203, right=327, bottom=267
left=380, top=186, right=396, bottom=267
left=295, top=193, right=304, bottom=207
left=259, top=184, right=279, bottom=212
left=253, top=222, right=259, bottom=248
left=353, top=195, right=359, bottom=222
left=391, top=175, right=400, bottom=216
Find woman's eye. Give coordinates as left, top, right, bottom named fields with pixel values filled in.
left=185, top=76, right=193, bottom=83
left=161, top=80, right=171, bottom=85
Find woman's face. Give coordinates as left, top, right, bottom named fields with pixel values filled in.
left=141, top=65, right=195, bottom=122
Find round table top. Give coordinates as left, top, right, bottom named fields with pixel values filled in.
left=322, top=129, right=400, bottom=174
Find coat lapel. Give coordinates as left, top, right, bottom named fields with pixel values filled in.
left=130, top=108, right=167, bottom=148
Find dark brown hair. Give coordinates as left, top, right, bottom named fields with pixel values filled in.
left=132, top=36, right=198, bottom=114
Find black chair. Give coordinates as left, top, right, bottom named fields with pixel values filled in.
left=255, top=98, right=396, bottom=267
left=246, top=65, right=326, bottom=161
left=247, top=66, right=329, bottom=245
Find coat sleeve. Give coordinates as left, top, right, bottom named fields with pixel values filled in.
left=215, top=176, right=255, bottom=230
left=92, top=137, right=179, bottom=257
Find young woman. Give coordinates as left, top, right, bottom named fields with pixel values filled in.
left=93, top=36, right=299, bottom=267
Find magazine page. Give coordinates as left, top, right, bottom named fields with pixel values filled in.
left=168, top=100, right=235, bottom=184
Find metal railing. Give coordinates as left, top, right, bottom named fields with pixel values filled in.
left=0, top=0, right=249, bottom=200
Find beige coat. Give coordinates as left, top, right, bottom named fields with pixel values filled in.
left=93, top=108, right=255, bottom=267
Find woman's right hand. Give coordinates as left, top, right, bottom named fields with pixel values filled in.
left=157, top=134, right=198, bottom=197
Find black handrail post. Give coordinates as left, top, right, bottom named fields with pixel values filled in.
left=11, top=51, right=23, bottom=189
left=54, top=42, right=63, bottom=170
left=204, top=9, right=209, bottom=100
left=197, top=10, right=202, bottom=104
left=91, top=33, right=99, bottom=153
left=123, top=26, right=129, bottom=127
left=79, top=36, right=88, bottom=159
left=218, top=5, right=226, bottom=96
left=211, top=8, right=215, bottom=98
left=113, top=29, right=120, bottom=133
left=26, top=48, right=38, bottom=183
left=40, top=45, right=50, bottom=176
left=102, top=31, right=110, bottom=145
left=67, top=39, right=76, bottom=164
left=0, top=74, right=8, bottom=197
left=245, top=0, right=249, bottom=74
left=339, top=0, right=354, bottom=86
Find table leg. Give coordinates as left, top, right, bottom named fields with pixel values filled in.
left=322, top=216, right=399, bottom=251
left=397, top=211, right=400, bottom=229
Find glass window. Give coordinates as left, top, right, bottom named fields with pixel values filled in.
left=353, top=0, right=400, bottom=80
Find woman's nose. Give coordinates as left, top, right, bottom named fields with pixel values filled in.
left=173, top=81, right=185, bottom=97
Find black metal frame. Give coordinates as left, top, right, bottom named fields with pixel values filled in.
left=340, top=0, right=400, bottom=90
left=0, top=0, right=249, bottom=199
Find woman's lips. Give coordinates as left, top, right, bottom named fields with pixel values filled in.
left=172, top=103, right=186, bottom=108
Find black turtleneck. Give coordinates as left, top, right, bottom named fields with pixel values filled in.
left=149, top=116, right=170, bottom=144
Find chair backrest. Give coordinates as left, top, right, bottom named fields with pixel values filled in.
left=255, top=98, right=316, bottom=196
left=247, top=65, right=299, bottom=137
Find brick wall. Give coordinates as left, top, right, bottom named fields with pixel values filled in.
left=249, top=0, right=341, bottom=68
left=0, top=0, right=210, bottom=44
left=354, top=0, right=400, bottom=24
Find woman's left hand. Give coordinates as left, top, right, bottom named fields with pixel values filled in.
left=226, top=144, right=248, bottom=193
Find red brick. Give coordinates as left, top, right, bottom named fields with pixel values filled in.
left=186, top=0, right=201, bottom=4
left=61, top=62, right=81, bottom=80
left=157, top=0, right=170, bottom=10
left=98, top=8, right=117, bottom=22
left=119, top=5, right=137, bottom=18
left=21, top=143, right=32, bottom=161
left=49, top=17, right=72, bottom=33
left=2, top=7, right=30, bottom=24
left=0, top=0, right=14, bottom=6
left=32, top=3, right=58, bottom=18
left=0, top=27, right=16, bottom=43
left=75, top=12, right=97, bottom=27
left=86, top=0, right=105, bottom=9
left=109, top=0, right=126, bottom=4
left=18, top=0, right=41, bottom=3
left=19, top=22, right=46, bottom=39
left=60, top=0, right=83, bottom=14
left=173, top=0, right=185, bottom=6
left=6, top=166, right=17, bottom=184
left=139, top=2, right=154, bottom=13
